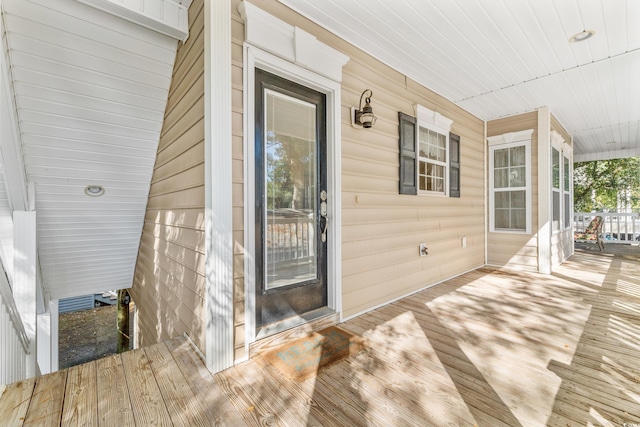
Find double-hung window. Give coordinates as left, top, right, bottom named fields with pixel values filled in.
left=563, top=153, right=571, bottom=229
left=552, top=147, right=561, bottom=233
left=488, top=130, right=533, bottom=234
left=418, top=125, right=448, bottom=194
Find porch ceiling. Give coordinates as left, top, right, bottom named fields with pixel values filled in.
left=2, top=0, right=178, bottom=299
left=279, top=0, right=640, bottom=162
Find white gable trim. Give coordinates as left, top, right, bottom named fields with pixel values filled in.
left=238, top=1, right=349, bottom=82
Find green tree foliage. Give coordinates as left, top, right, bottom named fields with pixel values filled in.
left=573, top=157, right=640, bottom=212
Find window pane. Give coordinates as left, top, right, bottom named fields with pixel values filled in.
left=495, top=192, right=510, bottom=208
left=494, top=149, right=508, bottom=168
left=419, top=142, right=428, bottom=158
left=564, top=157, right=570, bottom=191
left=510, top=166, right=526, bottom=187
left=511, top=208, right=526, bottom=230
left=265, top=90, right=318, bottom=289
left=495, top=169, right=508, bottom=188
left=552, top=190, right=560, bottom=232
left=419, top=175, right=426, bottom=191
left=495, top=209, right=510, bottom=228
left=512, top=190, right=525, bottom=208
left=510, top=146, right=525, bottom=166
left=564, top=193, right=571, bottom=227
left=552, top=148, right=560, bottom=189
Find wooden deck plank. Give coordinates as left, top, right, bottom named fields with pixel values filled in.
left=252, top=356, right=347, bottom=427
left=144, top=341, right=210, bottom=426
left=96, top=354, right=134, bottom=427
left=233, top=358, right=321, bottom=427
left=121, top=347, right=172, bottom=426
left=23, top=369, right=67, bottom=427
left=61, top=360, right=98, bottom=426
left=215, top=366, right=281, bottom=426
left=165, top=337, right=245, bottom=426
left=5, top=248, right=640, bottom=427
left=0, top=377, right=36, bottom=427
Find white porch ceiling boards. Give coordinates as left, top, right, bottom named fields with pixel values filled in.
left=2, top=0, right=179, bottom=299
left=279, top=0, right=640, bottom=162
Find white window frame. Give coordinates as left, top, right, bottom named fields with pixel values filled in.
left=563, top=146, right=572, bottom=231
left=488, top=129, right=533, bottom=234
left=550, top=131, right=565, bottom=234
left=551, top=146, right=561, bottom=234
left=413, top=104, right=452, bottom=196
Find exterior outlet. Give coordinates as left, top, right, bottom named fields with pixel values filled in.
left=419, top=243, right=428, bottom=256
left=461, top=236, right=467, bottom=248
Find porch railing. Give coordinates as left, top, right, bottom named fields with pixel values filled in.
left=267, top=215, right=315, bottom=263
left=574, top=212, right=640, bottom=244
left=0, top=264, right=30, bottom=385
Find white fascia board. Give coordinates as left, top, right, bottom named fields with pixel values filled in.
left=77, top=0, right=190, bottom=41
left=574, top=147, right=640, bottom=162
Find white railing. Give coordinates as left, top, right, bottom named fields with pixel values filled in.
left=267, top=215, right=315, bottom=263
left=574, top=212, right=640, bottom=244
left=0, top=266, right=30, bottom=385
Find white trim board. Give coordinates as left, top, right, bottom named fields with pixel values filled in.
left=204, top=0, right=234, bottom=374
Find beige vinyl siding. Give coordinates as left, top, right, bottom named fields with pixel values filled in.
left=342, top=73, right=485, bottom=318
left=238, top=1, right=485, bottom=321
left=130, top=0, right=206, bottom=352
left=486, top=112, right=539, bottom=271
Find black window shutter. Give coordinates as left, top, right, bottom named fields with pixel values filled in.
left=449, top=132, right=460, bottom=198
left=399, top=112, right=417, bottom=195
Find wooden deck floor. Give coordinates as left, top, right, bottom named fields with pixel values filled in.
left=2, top=248, right=640, bottom=426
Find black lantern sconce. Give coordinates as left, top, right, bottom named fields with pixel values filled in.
left=352, top=89, right=377, bottom=129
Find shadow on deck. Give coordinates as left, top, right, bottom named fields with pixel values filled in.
left=2, top=247, right=640, bottom=426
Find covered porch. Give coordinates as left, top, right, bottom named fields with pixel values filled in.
left=3, top=246, right=639, bottom=426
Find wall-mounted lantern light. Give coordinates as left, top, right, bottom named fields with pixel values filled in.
left=351, top=89, right=377, bottom=129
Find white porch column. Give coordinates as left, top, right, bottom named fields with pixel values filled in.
left=14, top=211, right=37, bottom=377
left=36, top=299, right=58, bottom=374
left=204, top=0, right=234, bottom=372
left=36, top=310, right=50, bottom=374
left=537, top=106, right=551, bottom=274
left=50, top=299, right=58, bottom=372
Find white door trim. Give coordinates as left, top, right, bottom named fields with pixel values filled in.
left=242, top=44, right=343, bottom=360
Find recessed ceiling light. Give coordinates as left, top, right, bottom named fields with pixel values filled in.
left=569, top=30, right=595, bottom=43
left=84, top=185, right=105, bottom=197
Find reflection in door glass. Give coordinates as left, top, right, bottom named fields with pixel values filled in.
left=265, top=89, right=317, bottom=289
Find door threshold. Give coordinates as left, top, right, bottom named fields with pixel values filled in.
left=251, top=307, right=338, bottom=357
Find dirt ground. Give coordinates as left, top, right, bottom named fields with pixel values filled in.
left=58, top=304, right=133, bottom=369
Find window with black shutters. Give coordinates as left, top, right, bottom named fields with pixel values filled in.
left=398, top=110, right=459, bottom=198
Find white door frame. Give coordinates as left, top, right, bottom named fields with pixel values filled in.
left=238, top=1, right=348, bottom=362
left=243, top=45, right=343, bottom=358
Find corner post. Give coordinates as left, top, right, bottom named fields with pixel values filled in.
left=14, top=210, right=37, bottom=377
left=204, top=0, right=234, bottom=372
left=537, top=106, right=551, bottom=274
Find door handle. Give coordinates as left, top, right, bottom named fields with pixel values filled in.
left=320, top=190, right=328, bottom=242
